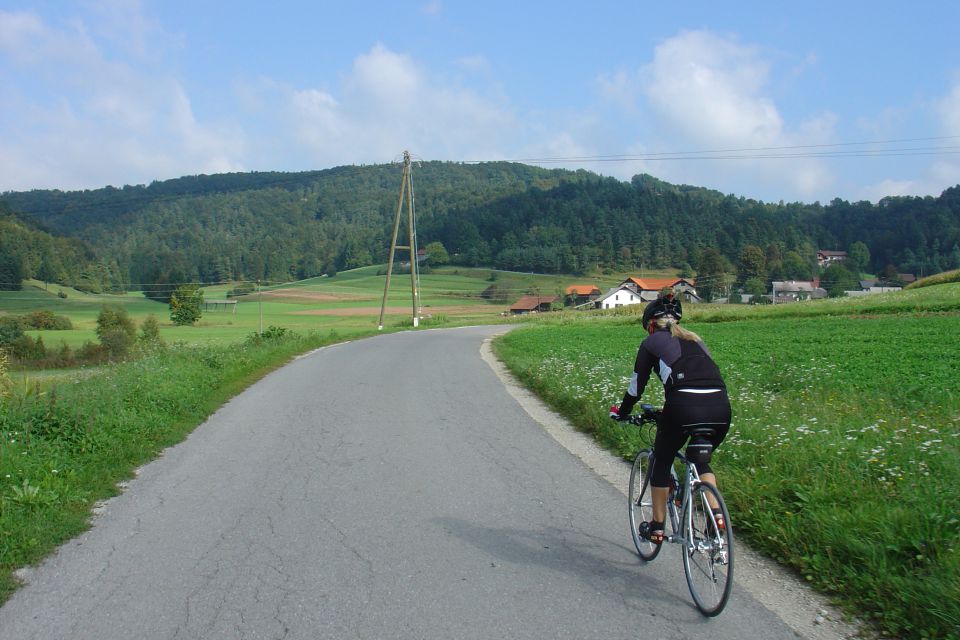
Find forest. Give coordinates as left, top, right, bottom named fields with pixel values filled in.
left=1, top=162, right=958, bottom=296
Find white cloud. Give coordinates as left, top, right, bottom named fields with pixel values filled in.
left=279, top=43, right=520, bottom=167
left=0, top=8, right=245, bottom=190
left=643, top=30, right=782, bottom=144
left=422, top=1, right=443, bottom=16
left=605, top=29, right=838, bottom=200
left=938, top=80, right=960, bottom=136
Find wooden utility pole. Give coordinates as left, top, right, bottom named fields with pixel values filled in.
left=378, top=151, right=421, bottom=330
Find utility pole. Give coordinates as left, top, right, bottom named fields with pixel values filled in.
left=378, top=151, right=421, bottom=330
left=257, top=279, right=263, bottom=334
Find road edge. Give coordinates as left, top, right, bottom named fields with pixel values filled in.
left=480, top=334, right=861, bottom=640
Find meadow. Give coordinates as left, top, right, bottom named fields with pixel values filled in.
left=2, top=267, right=604, bottom=355
left=493, top=284, right=960, bottom=639
left=6, top=270, right=956, bottom=636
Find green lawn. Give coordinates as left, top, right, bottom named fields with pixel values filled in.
left=3, top=267, right=633, bottom=353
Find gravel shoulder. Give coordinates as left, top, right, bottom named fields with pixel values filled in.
left=480, top=334, right=862, bottom=640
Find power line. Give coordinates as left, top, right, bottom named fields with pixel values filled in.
left=470, top=135, right=960, bottom=164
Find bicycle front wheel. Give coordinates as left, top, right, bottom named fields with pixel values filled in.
left=682, top=481, right=733, bottom=616
left=628, top=449, right=661, bottom=561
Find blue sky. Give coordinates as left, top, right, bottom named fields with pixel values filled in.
left=1, top=1, right=958, bottom=203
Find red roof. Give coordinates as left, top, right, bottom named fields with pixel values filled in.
left=565, top=284, right=600, bottom=295
left=623, top=277, right=684, bottom=291
left=510, top=295, right=559, bottom=311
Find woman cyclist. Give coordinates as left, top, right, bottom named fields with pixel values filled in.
left=610, top=293, right=731, bottom=545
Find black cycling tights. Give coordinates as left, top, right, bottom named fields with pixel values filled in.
left=650, top=391, right=731, bottom=488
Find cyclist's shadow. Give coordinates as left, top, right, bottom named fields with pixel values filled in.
left=432, top=515, right=696, bottom=613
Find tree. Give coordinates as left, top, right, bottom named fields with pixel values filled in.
left=170, top=285, right=203, bottom=326
left=949, top=243, right=960, bottom=270
left=0, top=250, right=24, bottom=291
left=0, top=316, right=24, bottom=348
left=737, top=245, right=767, bottom=286
left=847, top=241, right=871, bottom=274
left=822, top=263, right=859, bottom=297
left=138, top=314, right=163, bottom=345
left=696, top=248, right=728, bottom=301
left=423, top=241, right=449, bottom=267
left=96, top=304, right=137, bottom=357
left=744, top=277, right=768, bottom=299
left=782, top=251, right=814, bottom=281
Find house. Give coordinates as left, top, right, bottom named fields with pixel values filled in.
left=851, top=280, right=902, bottom=295
left=617, top=277, right=700, bottom=303
left=509, top=294, right=558, bottom=314
left=817, top=250, right=847, bottom=267
left=771, top=280, right=828, bottom=302
left=597, top=286, right=644, bottom=309
left=564, top=284, right=602, bottom=307
left=898, top=273, right=917, bottom=284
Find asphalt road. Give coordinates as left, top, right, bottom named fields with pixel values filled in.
left=0, top=325, right=802, bottom=639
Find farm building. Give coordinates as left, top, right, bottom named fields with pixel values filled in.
left=617, top=277, right=700, bottom=303
left=816, top=250, right=847, bottom=267
left=509, top=295, right=558, bottom=314
left=771, top=280, right=828, bottom=302
left=564, top=284, right=602, bottom=307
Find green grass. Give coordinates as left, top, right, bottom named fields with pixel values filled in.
left=493, top=291, right=960, bottom=639
left=907, top=269, right=960, bottom=289
left=3, top=268, right=541, bottom=351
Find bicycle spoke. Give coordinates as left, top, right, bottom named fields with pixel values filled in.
left=628, top=450, right=661, bottom=561
left=682, top=482, right=734, bottom=616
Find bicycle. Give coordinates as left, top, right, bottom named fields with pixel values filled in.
left=623, top=404, right=734, bottom=616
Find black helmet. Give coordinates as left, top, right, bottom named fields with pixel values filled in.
left=642, top=293, right=682, bottom=327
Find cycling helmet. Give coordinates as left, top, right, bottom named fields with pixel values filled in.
left=642, top=293, right=682, bottom=328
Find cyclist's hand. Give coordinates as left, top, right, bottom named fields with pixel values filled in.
left=609, top=405, right=625, bottom=421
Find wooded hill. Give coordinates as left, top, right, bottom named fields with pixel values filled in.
left=1, top=162, right=959, bottom=295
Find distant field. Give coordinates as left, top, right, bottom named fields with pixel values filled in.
left=0, top=267, right=672, bottom=354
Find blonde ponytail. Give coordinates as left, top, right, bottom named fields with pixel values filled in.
left=655, top=317, right=702, bottom=342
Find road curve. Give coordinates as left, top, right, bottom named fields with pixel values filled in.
left=1, top=325, right=800, bottom=639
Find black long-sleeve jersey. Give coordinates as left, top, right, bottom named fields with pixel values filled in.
left=618, top=328, right=726, bottom=417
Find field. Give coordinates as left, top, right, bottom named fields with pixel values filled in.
left=493, top=284, right=960, bottom=639
left=0, top=267, right=642, bottom=355
left=6, top=271, right=956, bottom=636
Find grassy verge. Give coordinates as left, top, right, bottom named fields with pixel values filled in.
left=0, top=327, right=377, bottom=603
left=493, top=303, right=960, bottom=639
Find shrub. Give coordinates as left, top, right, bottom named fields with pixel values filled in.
left=96, top=305, right=136, bottom=357
left=77, top=341, right=105, bottom=362
left=11, top=335, right=46, bottom=361
left=170, top=285, right=203, bottom=326
left=21, top=311, right=73, bottom=330
left=245, top=326, right=289, bottom=345
left=138, top=315, right=162, bottom=345
left=99, top=328, right=134, bottom=359
left=0, top=349, right=11, bottom=397
left=227, top=283, right=255, bottom=298
left=0, top=316, right=24, bottom=347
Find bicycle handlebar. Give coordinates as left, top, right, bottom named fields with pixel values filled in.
left=616, top=403, right=662, bottom=425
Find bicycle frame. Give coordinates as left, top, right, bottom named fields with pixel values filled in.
left=625, top=407, right=734, bottom=615
left=665, top=452, right=699, bottom=551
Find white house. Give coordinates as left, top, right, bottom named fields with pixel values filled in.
left=597, top=285, right=644, bottom=309
left=771, top=280, right=828, bottom=302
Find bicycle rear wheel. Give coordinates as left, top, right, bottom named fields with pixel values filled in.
left=682, top=481, right=733, bottom=616
left=628, top=449, right=661, bottom=561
